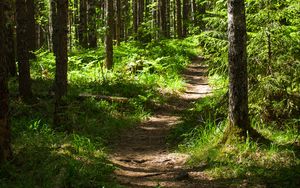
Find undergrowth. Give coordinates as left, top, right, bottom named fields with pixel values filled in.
left=169, top=2, right=299, bottom=185
left=2, top=38, right=198, bottom=187
left=170, top=74, right=299, bottom=187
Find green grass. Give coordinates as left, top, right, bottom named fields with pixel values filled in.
left=169, top=71, right=300, bottom=187
left=165, top=21, right=300, bottom=186
left=1, top=121, right=116, bottom=188
left=2, top=38, right=198, bottom=187
left=4, top=33, right=299, bottom=186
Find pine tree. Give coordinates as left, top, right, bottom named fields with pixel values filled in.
left=16, top=0, right=33, bottom=101
left=0, top=0, right=12, bottom=163
left=79, top=0, right=88, bottom=47
left=176, top=0, right=182, bottom=38
left=88, top=0, right=97, bottom=48
left=223, top=0, right=267, bottom=143
left=53, top=0, right=69, bottom=127
left=105, top=0, right=114, bottom=69
left=26, top=0, right=36, bottom=58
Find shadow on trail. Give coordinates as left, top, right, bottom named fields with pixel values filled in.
left=6, top=76, right=173, bottom=187
left=108, top=57, right=219, bottom=187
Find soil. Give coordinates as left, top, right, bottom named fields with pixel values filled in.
left=109, top=57, right=215, bottom=187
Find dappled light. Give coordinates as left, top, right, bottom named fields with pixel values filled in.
left=0, top=0, right=299, bottom=187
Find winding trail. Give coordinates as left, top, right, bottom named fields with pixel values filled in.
left=109, top=57, right=213, bottom=187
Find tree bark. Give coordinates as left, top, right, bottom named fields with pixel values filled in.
left=88, top=0, right=97, bottom=48
left=176, top=0, right=182, bottom=38
left=191, top=0, right=196, bottom=22
left=228, top=0, right=249, bottom=135
left=223, top=0, right=267, bottom=143
left=172, top=0, right=176, bottom=38
left=121, top=0, right=130, bottom=41
left=123, top=0, right=129, bottom=41
left=133, top=0, right=138, bottom=35
left=79, top=0, right=88, bottom=48
left=137, top=0, right=144, bottom=29
left=6, top=25, right=16, bottom=77
left=16, top=0, right=33, bottom=101
left=116, top=0, right=121, bottom=45
left=0, top=0, right=12, bottom=163
left=74, top=0, right=79, bottom=44
left=5, top=4, right=17, bottom=77
left=166, top=0, right=170, bottom=38
left=152, top=0, right=158, bottom=39
left=105, top=0, right=114, bottom=69
left=100, top=0, right=105, bottom=42
left=54, top=0, right=69, bottom=127
left=50, top=0, right=58, bottom=55
left=26, top=0, right=36, bottom=58
left=182, top=0, right=189, bottom=37
left=159, top=0, right=167, bottom=37
left=55, top=0, right=68, bottom=99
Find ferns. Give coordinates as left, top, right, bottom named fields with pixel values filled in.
left=197, top=0, right=300, bottom=129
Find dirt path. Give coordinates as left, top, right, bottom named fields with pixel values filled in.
left=109, top=57, right=213, bottom=187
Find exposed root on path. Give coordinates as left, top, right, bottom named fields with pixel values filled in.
left=109, top=57, right=213, bottom=187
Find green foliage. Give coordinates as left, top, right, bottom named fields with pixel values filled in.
left=5, top=1, right=300, bottom=186
left=4, top=37, right=197, bottom=187
left=169, top=78, right=227, bottom=146
left=170, top=2, right=300, bottom=182
left=170, top=75, right=299, bottom=187
left=196, top=0, right=300, bottom=129
left=35, top=0, right=50, bottom=30
left=0, top=119, right=116, bottom=188
left=246, top=0, right=300, bottom=127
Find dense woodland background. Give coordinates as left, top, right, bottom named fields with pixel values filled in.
left=0, top=0, right=299, bottom=187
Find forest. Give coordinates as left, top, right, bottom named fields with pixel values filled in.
left=0, top=0, right=299, bottom=187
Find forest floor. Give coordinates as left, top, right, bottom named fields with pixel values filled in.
left=109, top=57, right=215, bottom=187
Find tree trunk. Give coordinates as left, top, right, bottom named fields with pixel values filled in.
left=137, top=0, right=144, bottom=29
left=166, top=0, right=170, bottom=38
left=69, top=9, right=72, bottom=51
left=26, top=0, right=36, bottom=58
left=54, top=0, right=69, bottom=127
left=16, top=0, right=33, bottom=101
left=48, top=0, right=53, bottom=51
left=88, top=0, right=97, bottom=48
left=36, top=24, right=41, bottom=49
left=54, top=0, right=68, bottom=99
left=228, top=0, right=249, bottom=134
left=74, top=0, right=79, bottom=45
left=172, top=0, right=176, bottom=38
left=79, top=0, right=88, bottom=48
left=223, top=0, right=267, bottom=143
left=159, top=0, right=167, bottom=37
left=105, top=0, right=114, bottom=69
left=133, top=0, right=138, bottom=35
left=182, top=0, right=189, bottom=37
left=6, top=26, right=16, bottom=77
left=123, top=0, right=129, bottom=41
left=0, top=0, right=12, bottom=163
left=157, top=0, right=160, bottom=37
left=191, top=0, right=196, bottom=22
left=50, top=0, right=58, bottom=55
left=100, top=0, right=105, bottom=42
left=152, top=0, right=158, bottom=39
left=176, top=0, right=182, bottom=38
left=5, top=4, right=17, bottom=77
left=116, top=0, right=121, bottom=45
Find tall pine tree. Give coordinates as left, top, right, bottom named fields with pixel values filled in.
left=223, top=0, right=267, bottom=143
left=0, top=0, right=12, bottom=163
